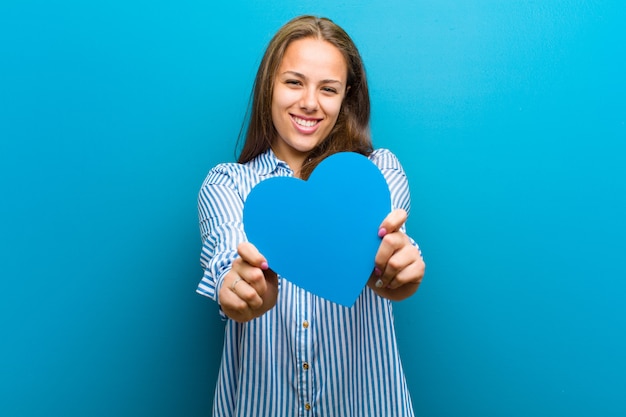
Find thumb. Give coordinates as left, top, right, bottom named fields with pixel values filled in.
left=378, top=208, right=407, bottom=237
left=237, top=242, right=269, bottom=270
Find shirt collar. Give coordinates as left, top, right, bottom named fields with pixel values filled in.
left=247, top=147, right=293, bottom=176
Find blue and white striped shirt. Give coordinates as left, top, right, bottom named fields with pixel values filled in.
left=197, top=148, right=416, bottom=417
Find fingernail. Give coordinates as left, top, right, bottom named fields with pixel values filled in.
left=378, top=228, right=387, bottom=238
left=260, top=261, right=269, bottom=270
left=374, top=267, right=382, bottom=277
left=375, top=279, right=384, bottom=288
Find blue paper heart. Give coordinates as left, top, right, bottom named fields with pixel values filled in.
left=243, top=152, right=391, bottom=307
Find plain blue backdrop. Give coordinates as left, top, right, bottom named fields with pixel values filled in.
left=1, top=1, right=624, bottom=416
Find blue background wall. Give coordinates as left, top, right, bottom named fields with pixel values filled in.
left=1, top=1, right=624, bottom=416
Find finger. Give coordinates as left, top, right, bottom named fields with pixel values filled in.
left=237, top=242, right=270, bottom=270
left=230, top=277, right=264, bottom=310
left=221, top=284, right=250, bottom=310
left=385, top=257, right=425, bottom=290
left=234, top=244, right=270, bottom=296
left=232, top=258, right=269, bottom=299
left=374, top=231, right=408, bottom=271
left=220, top=266, right=280, bottom=322
left=381, top=244, right=416, bottom=284
left=378, top=209, right=407, bottom=237
left=219, top=283, right=253, bottom=321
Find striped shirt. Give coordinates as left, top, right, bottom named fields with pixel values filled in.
left=197, top=148, right=416, bottom=417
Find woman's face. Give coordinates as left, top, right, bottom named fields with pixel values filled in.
left=271, top=37, right=348, bottom=173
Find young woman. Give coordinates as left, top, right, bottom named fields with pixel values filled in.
left=197, top=15, right=425, bottom=416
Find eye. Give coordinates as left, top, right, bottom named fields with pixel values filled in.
left=322, top=86, right=338, bottom=94
left=285, top=79, right=302, bottom=87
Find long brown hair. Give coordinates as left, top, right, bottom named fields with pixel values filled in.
left=237, top=15, right=373, bottom=179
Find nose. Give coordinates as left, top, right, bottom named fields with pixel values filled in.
left=299, top=87, right=318, bottom=112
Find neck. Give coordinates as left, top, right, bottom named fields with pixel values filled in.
left=271, top=147, right=307, bottom=178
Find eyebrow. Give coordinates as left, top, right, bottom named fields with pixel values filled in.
left=281, top=70, right=344, bottom=86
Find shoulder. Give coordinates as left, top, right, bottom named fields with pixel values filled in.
left=369, top=148, right=411, bottom=193
left=202, top=149, right=280, bottom=187
left=369, top=149, right=412, bottom=212
left=368, top=148, right=405, bottom=171
left=200, top=150, right=280, bottom=202
left=201, top=162, right=248, bottom=189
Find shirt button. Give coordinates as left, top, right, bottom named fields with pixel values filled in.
left=305, top=403, right=311, bottom=411
left=303, top=362, right=309, bottom=370
left=302, top=320, right=309, bottom=328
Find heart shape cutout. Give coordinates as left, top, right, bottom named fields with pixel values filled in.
left=243, top=152, right=391, bottom=307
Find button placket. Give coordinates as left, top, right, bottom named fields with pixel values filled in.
left=296, top=291, right=314, bottom=415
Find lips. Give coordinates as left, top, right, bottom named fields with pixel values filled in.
left=291, top=114, right=321, bottom=133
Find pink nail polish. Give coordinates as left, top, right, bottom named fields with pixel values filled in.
left=374, top=267, right=382, bottom=277
left=260, top=261, right=269, bottom=270
left=378, top=228, right=387, bottom=238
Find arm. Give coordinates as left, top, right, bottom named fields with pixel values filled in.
left=197, top=165, right=278, bottom=321
left=366, top=150, right=426, bottom=301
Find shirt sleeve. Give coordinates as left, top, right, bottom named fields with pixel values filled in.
left=196, top=164, right=247, bottom=314
left=370, top=149, right=421, bottom=253
left=370, top=149, right=411, bottom=215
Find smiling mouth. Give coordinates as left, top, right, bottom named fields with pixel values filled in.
left=291, top=115, right=320, bottom=128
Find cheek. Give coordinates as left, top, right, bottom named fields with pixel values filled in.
left=321, top=97, right=344, bottom=121
left=272, top=85, right=299, bottom=110
left=271, top=89, right=290, bottom=126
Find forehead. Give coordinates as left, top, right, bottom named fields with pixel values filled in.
left=278, top=37, right=347, bottom=81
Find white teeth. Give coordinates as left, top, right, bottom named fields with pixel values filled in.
left=293, top=116, right=318, bottom=127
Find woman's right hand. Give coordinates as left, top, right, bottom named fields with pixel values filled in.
left=218, top=242, right=279, bottom=322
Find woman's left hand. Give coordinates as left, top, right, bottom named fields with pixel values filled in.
left=368, top=209, right=425, bottom=301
